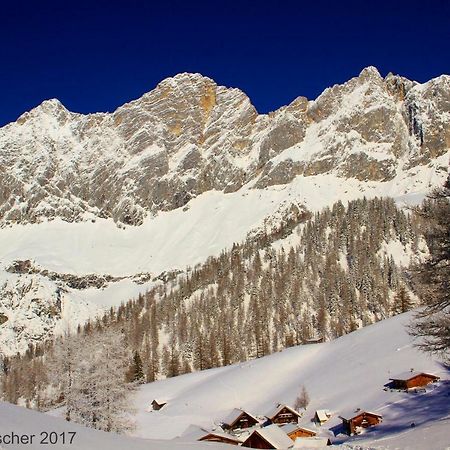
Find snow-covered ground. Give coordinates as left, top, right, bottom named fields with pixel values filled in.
left=0, top=401, right=227, bottom=450
left=127, top=311, right=449, bottom=449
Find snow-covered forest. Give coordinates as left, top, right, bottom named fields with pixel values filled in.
left=0, top=196, right=426, bottom=413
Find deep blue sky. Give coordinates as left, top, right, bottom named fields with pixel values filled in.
left=1, top=0, right=449, bottom=126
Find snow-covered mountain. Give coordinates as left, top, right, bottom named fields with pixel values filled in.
left=1, top=67, right=448, bottom=226
left=0, top=67, right=448, bottom=355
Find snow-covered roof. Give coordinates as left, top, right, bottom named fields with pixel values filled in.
left=245, top=424, right=293, bottom=449
left=294, top=436, right=331, bottom=448
left=280, top=423, right=316, bottom=435
left=280, top=423, right=300, bottom=433
left=314, top=409, right=331, bottom=422
left=199, top=430, right=244, bottom=443
left=177, top=425, right=210, bottom=441
left=339, top=409, right=382, bottom=421
left=389, top=371, right=439, bottom=381
left=221, top=408, right=258, bottom=427
left=266, top=403, right=302, bottom=420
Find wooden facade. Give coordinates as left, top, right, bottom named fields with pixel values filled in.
left=340, top=411, right=382, bottom=435
left=286, top=427, right=316, bottom=440
left=389, top=372, right=440, bottom=390
left=241, top=425, right=294, bottom=449
left=222, top=409, right=259, bottom=430
left=242, top=433, right=276, bottom=449
left=266, top=405, right=302, bottom=425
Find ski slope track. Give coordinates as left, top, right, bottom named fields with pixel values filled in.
left=0, top=66, right=449, bottom=354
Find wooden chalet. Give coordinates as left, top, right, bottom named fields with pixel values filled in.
left=339, top=409, right=382, bottom=435
left=242, top=424, right=293, bottom=449
left=280, top=423, right=316, bottom=441
left=294, top=436, right=332, bottom=447
left=198, top=431, right=243, bottom=446
left=266, top=404, right=302, bottom=425
left=151, top=399, right=167, bottom=411
left=222, top=408, right=259, bottom=431
left=389, top=371, right=440, bottom=390
left=314, top=409, right=331, bottom=425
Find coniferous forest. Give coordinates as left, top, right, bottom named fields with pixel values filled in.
left=1, top=195, right=430, bottom=427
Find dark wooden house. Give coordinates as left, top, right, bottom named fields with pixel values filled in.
left=151, top=399, right=167, bottom=411
left=389, top=371, right=440, bottom=390
left=339, top=410, right=382, bottom=435
left=280, top=423, right=316, bottom=441
left=266, top=404, right=302, bottom=425
left=221, top=408, right=259, bottom=431
left=241, top=424, right=293, bottom=449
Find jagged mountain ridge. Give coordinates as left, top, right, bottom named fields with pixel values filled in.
left=0, top=67, right=449, bottom=357
left=0, top=66, right=448, bottom=226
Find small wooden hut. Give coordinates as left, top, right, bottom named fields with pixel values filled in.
left=339, top=409, right=382, bottom=435
left=266, top=404, right=302, bottom=425
left=151, top=399, right=167, bottom=411
left=389, top=371, right=440, bottom=390
left=313, top=409, right=332, bottom=425
left=242, top=424, right=293, bottom=449
left=280, top=423, right=316, bottom=441
left=221, top=408, right=259, bottom=431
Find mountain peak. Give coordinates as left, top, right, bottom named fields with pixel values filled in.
left=358, top=66, right=382, bottom=81
left=157, top=72, right=216, bottom=88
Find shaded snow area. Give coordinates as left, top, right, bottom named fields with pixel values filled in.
left=0, top=401, right=227, bottom=450
left=127, top=311, right=449, bottom=449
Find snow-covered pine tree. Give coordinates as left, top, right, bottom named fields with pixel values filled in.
left=410, top=176, right=450, bottom=359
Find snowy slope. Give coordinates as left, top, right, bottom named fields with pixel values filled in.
left=127, top=311, right=449, bottom=449
left=0, top=402, right=227, bottom=450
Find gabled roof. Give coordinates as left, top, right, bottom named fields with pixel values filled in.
left=199, top=430, right=244, bottom=444
left=315, top=409, right=331, bottom=422
left=244, top=424, right=293, bottom=449
left=222, top=408, right=259, bottom=427
left=389, top=371, right=440, bottom=381
left=280, top=423, right=316, bottom=435
left=151, top=398, right=167, bottom=405
left=266, top=404, right=302, bottom=420
left=339, top=409, right=382, bottom=421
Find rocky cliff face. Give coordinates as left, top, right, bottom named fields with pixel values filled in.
left=0, top=67, right=448, bottom=356
left=0, top=67, right=448, bottom=226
